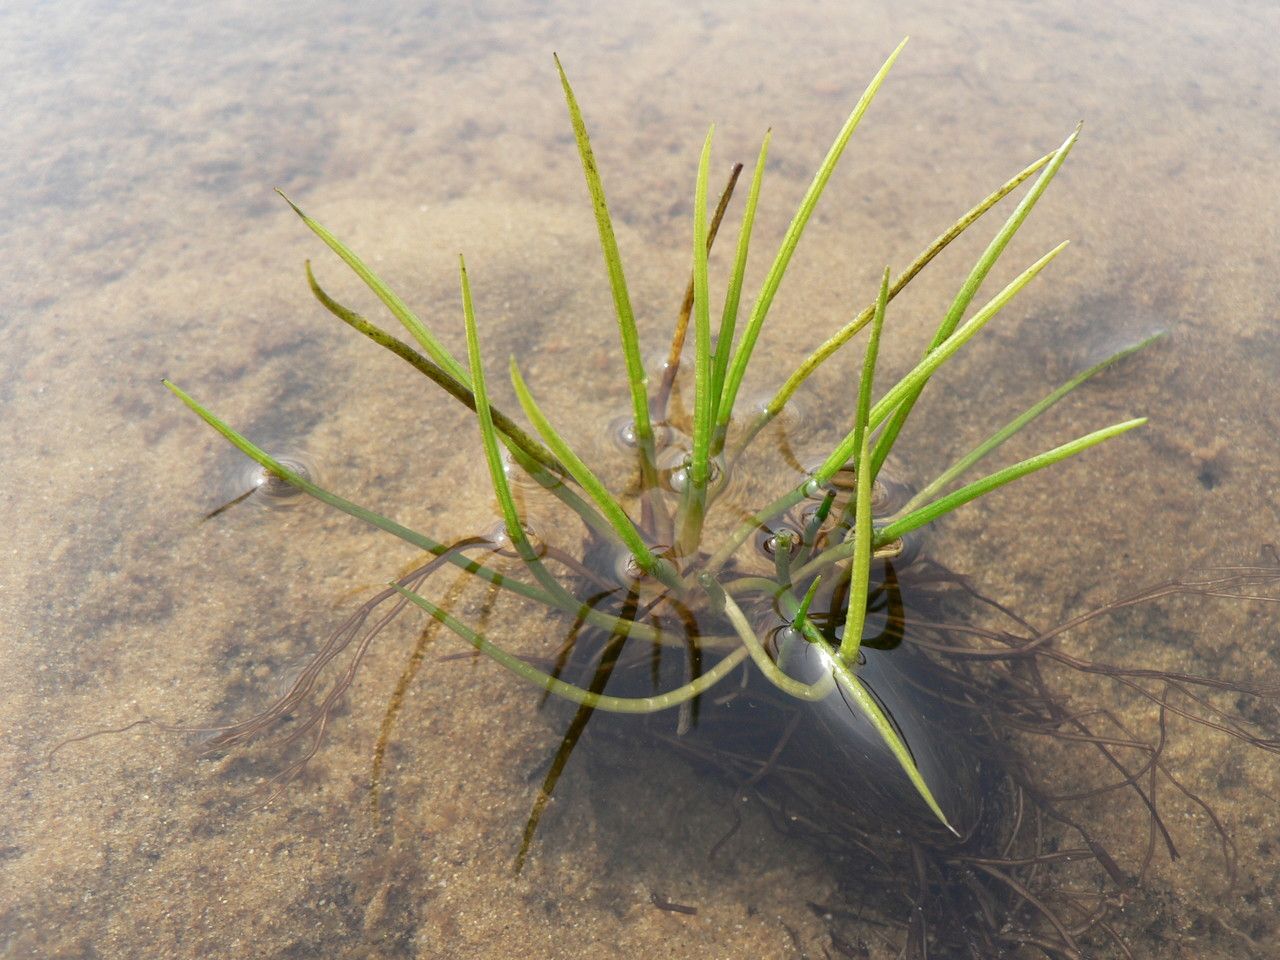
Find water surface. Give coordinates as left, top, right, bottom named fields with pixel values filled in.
left=3, top=0, right=1279, bottom=956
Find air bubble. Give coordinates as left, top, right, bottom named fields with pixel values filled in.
left=610, top=416, right=640, bottom=449
left=500, top=449, right=543, bottom=490
left=666, top=455, right=725, bottom=495
left=237, top=453, right=318, bottom=508
left=756, top=525, right=801, bottom=558
left=482, top=520, right=543, bottom=557
left=609, top=416, right=675, bottom=451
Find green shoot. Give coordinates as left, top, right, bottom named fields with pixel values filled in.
left=400, top=582, right=750, bottom=713
left=805, top=629, right=958, bottom=836
left=815, top=242, right=1069, bottom=484
left=509, top=359, right=679, bottom=589
left=839, top=269, right=889, bottom=666
left=736, top=150, right=1056, bottom=456
left=279, top=192, right=469, bottom=385
left=791, top=575, right=823, bottom=635
left=716, top=37, right=907, bottom=434
left=870, top=127, right=1080, bottom=478
left=675, top=126, right=716, bottom=555
left=554, top=54, right=657, bottom=478
left=895, top=333, right=1164, bottom=518
left=710, top=130, right=771, bottom=435
left=876, top=418, right=1148, bottom=546
left=305, top=261, right=567, bottom=481
left=460, top=255, right=585, bottom=609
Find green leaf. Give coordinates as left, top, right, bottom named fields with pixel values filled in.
left=791, top=575, right=823, bottom=634
left=838, top=268, right=889, bottom=666
left=870, top=126, right=1080, bottom=477
left=397, top=584, right=749, bottom=713
left=876, top=418, right=1148, bottom=545
left=736, top=149, right=1055, bottom=456
left=509, top=358, right=678, bottom=588
left=815, top=241, right=1069, bottom=483
left=554, top=55, right=656, bottom=463
left=278, top=192, right=469, bottom=385
left=163, top=378, right=666, bottom=643
left=163, top=379, right=534, bottom=599
left=717, top=586, right=832, bottom=702
left=305, top=260, right=565, bottom=479
left=459, top=256, right=583, bottom=608
left=711, top=130, right=771, bottom=435
left=675, top=125, right=716, bottom=555
left=808, top=629, right=958, bottom=835
left=895, top=333, right=1165, bottom=516
left=717, top=38, right=908, bottom=432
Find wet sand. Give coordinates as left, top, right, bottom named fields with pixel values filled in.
left=3, top=0, right=1279, bottom=956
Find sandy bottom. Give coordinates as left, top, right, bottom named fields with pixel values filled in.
left=3, top=0, right=1280, bottom=957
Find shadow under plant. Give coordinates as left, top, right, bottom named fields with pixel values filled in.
left=148, top=41, right=1280, bottom=958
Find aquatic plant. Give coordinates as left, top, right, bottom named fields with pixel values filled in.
left=150, top=39, right=1280, bottom=958
left=167, top=37, right=1138, bottom=821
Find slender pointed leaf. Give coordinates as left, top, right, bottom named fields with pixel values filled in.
left=163, top=378, right=666, bottom=642
left=554, top=55, right=655, bottom=457
left=675, top=126, right=715, bottom=554
left=718, top=587, right=832, bottom=701
left=163, top=379, right=535, bottom=599
left=460, top=256, right=584, bottom=609
left=655, top=160, right=744, bottom=418
left=305, top=261, right=566, bottom=478
left=806, top=629, right=958, bottom=835
left=735, top=150, right=1055, bottom=456
left=839, top=269, right=889, bottom=665
left=791, top=575, right=823, bottom=634
left=870, top=126, right=1080, bottom=477
left=815, top=241, right=1069, bottom=483
left=509, top=358, right=677, bottom=587
left=717, top=38, right=908, bottom=431
left=399, top=584, right=748, bottom=712
left=278, top=191, right=469, bottom=385
left=876, top=418, right=1148, bottom=545
left=896, top=332, right=1165, bottom=517
left=711, top=130, right=771, bottom=433
left=689, top=125, right=715, bottom=488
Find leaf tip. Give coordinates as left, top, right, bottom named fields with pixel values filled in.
left=275, top=188, right=305, bottom=218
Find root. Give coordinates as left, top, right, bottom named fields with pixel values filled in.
left=52, top=536, right=502, bottom=805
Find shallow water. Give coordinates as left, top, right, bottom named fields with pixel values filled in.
left=3, top=0, right=1280, bottom=957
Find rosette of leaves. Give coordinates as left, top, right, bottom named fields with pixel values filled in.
left=166, top=39, right=1152, bottom=832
